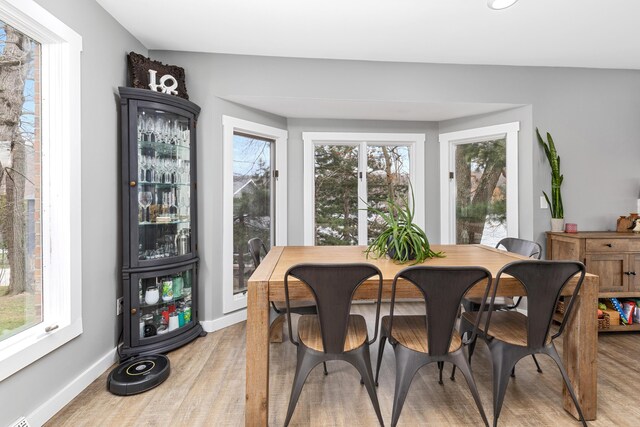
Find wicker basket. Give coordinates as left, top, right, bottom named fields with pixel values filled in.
left=598, top=311, right=611, bottom=330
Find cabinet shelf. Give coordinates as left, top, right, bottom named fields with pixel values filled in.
left=138, top=181, right=191, bottom=187
left=139, top=219, right=190, bottom=227
left=602, top=323, right=640, bottom=332
left=139, top=293, right=191, bottom=309
left=138, top=139, right=190, bottom=154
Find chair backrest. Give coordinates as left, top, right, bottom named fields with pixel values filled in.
left=495, top=237, right=542, bottom=259
left=391, top=266, right=491, bottom=357
left=248, top=237, right=268, bottom=269
left=487, top=260, right=585, bottom=348
left=284, top=263, right=383, bottom=354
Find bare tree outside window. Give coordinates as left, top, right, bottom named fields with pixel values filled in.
left=232, top=133, right=272, bottom=294
left=0, top=20, right=42, bottom=341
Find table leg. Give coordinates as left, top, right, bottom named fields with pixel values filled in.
left=246, top=279, right=270, bottom=427
left=563, top=276, right=598, bottom=420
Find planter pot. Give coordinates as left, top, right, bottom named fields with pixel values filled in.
left=386, top=237, right=416, bottom=262
left=550, top=218, right=565, bottom=232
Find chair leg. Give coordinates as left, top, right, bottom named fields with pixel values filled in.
left=391, top=346, right=425, bottom=427
left=532, top=354, right=543, bottom=373
left=284, top=347, right=324, bottom=427
left=450, top=351, right=489, bottom=427
left=323, top=362, right=328, bottom=375
left=374, top=334, right=387, bottom=386
left=488, top=341, right=521, bottom=427
left=347, top=345, right=384, bottom=426
left=452, top=316, right=479, bottom=382
left=545, top=345, right=588, bottom=427
left=437, top=361, right=444, bottom=385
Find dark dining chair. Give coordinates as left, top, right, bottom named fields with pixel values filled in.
left=283, top=263, right=384, bottom=426
left=247, top=238, right=328, bottom=374
left=462, top=260, right=587, bottom=427
left=458, top=237, right=544, bottom=377
left=374, top=266, right=491, bottom=427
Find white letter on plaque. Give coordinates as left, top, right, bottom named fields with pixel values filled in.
left=148, top=69, right=179, bottom=95
left=148, top=69, right=160, bottom=92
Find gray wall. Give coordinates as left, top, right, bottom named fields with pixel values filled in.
left=152, top=51, right=640, bottom=323
left=0, top=1, right=146, bottom=425
left=148, top=51, right=287, bottom=323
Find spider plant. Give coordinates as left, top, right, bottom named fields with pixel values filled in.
left=537, top=128, right=564, bottom=219
left=364, top=183, right=444, bottom=264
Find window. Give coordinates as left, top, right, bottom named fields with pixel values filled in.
left=439, top=122, right=519, bottom=245
left=222, top=116, right=287, bottom=313
left=303, top=133, right=425, bottom=246
left=0, top=0, right=82, bottom=381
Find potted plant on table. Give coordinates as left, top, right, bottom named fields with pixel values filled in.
left=364, top=183, right=444, bottom=264
left=537, top=128, right=565, bottom=232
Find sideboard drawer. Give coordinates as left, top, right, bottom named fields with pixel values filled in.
left=585, top=239, right=631, bottom=253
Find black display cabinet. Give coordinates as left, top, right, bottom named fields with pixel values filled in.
left=119, top=87, right=205, bottom=359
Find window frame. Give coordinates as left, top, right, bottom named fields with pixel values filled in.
left=0, top=0, right=82, bottom=381
left=438, top=122, right=520, bottom=244
left=302, top=132, right=425, bottom=246
left=222, top=116, right=287, bottom=314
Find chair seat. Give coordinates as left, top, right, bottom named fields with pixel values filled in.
left=461, top=311, right=551, bottom=347
left=464, top=296, right=514, bottom=308
left=298, top=314, right=367, bottom=352
left=381, top=315, right=462, bottom=353
left=273, top=301, right=316, bottom=314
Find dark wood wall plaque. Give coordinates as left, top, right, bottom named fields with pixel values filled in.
left=127, top=52, right=189, bottom=100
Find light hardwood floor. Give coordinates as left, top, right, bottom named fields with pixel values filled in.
left=47, top=303, right=639, bottom=426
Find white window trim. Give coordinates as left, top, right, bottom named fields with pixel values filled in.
left=0, top=0, right=82, bottom=381
left=222, top=116, right=287, bottom=314
left=302, top=132, right=425, bottom=246
left=438, top=122, right=520, bottom=244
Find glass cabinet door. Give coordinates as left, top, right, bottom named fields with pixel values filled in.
left=131, top=264, right=197, bottom=345
left=133, top=104, right=195, bottom=265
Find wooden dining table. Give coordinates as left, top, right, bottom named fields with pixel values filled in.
left=245, top=245, right=598, bottom=426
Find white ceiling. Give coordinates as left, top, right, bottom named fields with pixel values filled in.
left=96, top=0, right=640, bottom=121
left=97, top=0, right=640, bottom=69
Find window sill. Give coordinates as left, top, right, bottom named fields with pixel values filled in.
left=0, top=318, right=83, bottom=382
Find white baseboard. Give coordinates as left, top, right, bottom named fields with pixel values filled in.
left=200, top=309, right=247, bottom=333
left=28, top=347, right=117, bottom=427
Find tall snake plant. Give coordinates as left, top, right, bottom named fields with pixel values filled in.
left=537, top=128, right=564, bottom=219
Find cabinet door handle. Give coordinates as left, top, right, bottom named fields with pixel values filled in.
left=130, top=181, right=137, bottom=187
left=131, top=308, right=137, bottom=315
left=631, top=272, right=637, bottom=276
left=605, top=243, right=613, bottom=247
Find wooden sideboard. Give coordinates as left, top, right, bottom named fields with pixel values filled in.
left=547, top=231, right=640, bottom=332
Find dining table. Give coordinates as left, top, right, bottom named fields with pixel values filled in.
left=244, top=244, right=598, bottom=426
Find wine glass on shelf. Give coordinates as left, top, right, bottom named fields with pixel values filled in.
left=138, top=153, right=149, bottom=183
left=179, top=187, right=191, bottom=220
left=143, top=115, right=154, bottom=143
left=138, top=191, right=153, bottom=223
left=169, top=190, right=178, bottom=218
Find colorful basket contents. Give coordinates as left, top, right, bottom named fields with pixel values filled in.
left=598, top=311, right=611, bottom=330
left=556, top=299, right=566, bottom=314
left=599, top=298, right=640, bottom=326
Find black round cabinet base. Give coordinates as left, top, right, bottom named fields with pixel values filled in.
left=107, top=354, right=170, bottom=396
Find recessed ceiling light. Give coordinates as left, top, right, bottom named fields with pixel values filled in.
left=488, top=0, right=519, bottom=10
